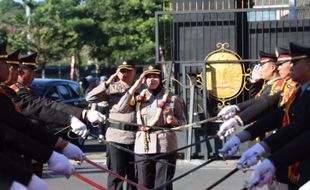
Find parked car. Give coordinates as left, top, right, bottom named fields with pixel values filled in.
left=30, top=78, right=89, bottom=147
left=30, top=78, right=88, bottom=108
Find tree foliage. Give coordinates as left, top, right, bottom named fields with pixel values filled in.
left=0, top=0, right=168, bottom=71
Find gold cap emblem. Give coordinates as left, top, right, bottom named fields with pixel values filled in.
left=122, top=61, right=127, bottom=65
left=148, top=65, right=153, bottom=70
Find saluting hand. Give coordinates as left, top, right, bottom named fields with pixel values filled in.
left=106, top=69, right=120, bottom=85
left=129, top=71, right=146, bottom=95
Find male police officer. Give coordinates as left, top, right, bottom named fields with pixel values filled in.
left=0, top=40, right=84, bottom=177
left=9, top=52, right=105, bottom=136
left=86, top=60, right=137, bottom=190
left=0, top=40, right=76, bottom=183
left=217, top=51, right=281, bottom=138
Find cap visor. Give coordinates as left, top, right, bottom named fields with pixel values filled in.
left=118, top=66, right=134, bottom=70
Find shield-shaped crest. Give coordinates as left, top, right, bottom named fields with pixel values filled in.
left=204, top=43, right=244, bottom=99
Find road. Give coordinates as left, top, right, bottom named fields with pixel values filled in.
left=44, top=140, right=267, bottom=190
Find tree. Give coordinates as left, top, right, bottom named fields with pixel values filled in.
left=85, top=0, right=169, bottom=65
left=0, top=0, right=26, bottom=49
left=1, top=0, right=170, bottom=79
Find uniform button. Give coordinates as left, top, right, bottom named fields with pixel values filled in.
left=21, top=154, right=24, bottom=158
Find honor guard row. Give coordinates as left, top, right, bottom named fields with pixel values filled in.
left=0, top=39, right=106, bottom=189
left=218, top=42, right=310, bottom=189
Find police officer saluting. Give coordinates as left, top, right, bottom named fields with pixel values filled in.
left=86, top=60, right=137, bottom=190
left=117, top=64, right=186, bottom=190
left=217, top=51, right=281, bottom=138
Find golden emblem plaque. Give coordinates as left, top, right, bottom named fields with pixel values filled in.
left=197, top=43, right=248, bottom=108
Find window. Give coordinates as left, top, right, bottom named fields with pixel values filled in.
left=57, top=85, right=71, bottom=100
left=45, top=87, right=61, bottom=100
left=67, top=84, right=80, bottom=99
left=68, top=83, right=82, bottom=97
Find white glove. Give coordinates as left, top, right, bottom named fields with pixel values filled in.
left=250, top=64, right=262, bottom=83
left=299, top=180, right=310, bottom=190
left=217, top=105, right=239, bottom=120
left=238, top=143, right=266, bottom=169
left=27, top=174, right=49, bottom=190
left=86, top=110, right=106, bottom=126
left=63, top=143, right=86, bottom=161
left=9, top=181, right=27, bottom=190
left=218, top=135, right=240, bottom=159
left=48, top=151, right=75, bottom=177
left=217, top=118, right=239, bottom=139
left=70, top=116, right=88, bottom=138
left=250, top=159, right=276, bottom=187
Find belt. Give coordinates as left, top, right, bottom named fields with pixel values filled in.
left=108, top=122, right=137, bottom=132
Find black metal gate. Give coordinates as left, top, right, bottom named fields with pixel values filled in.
left=155, top=4, right=310, bottom=159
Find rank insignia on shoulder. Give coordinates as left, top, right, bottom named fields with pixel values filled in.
left=10, top=84, right=20, bottom=92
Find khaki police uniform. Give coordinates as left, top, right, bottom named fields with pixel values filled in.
left=86, top=61, right=137, bottom=190
left=116, top=64, right=186, bottom=190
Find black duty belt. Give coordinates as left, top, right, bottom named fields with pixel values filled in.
left=107, top=122, right=137, bottom=132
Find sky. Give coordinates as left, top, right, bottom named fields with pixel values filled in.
left=13, top=0, right=44, bottom=4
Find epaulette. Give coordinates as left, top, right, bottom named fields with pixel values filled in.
left=270, top=78, right=286, bottom=95
left=11, top=82, right=30, bottom=92
left=10, top=83, right=21, bottom=93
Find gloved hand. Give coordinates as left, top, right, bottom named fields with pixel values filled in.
left=9, top=181, right=27, bottom=190
left=86, top=110, right=106, bottom=126
left=299, top=179, right=310, bottom=190
left=48, top=151, right=75, bottom=177
left=217, top=118, right=239, bottom=139
left=70, top=116, right=88, bottom=138
left=250, top=64, right=262, bottom=83
left=250, top=159, right=276, bottom=187
left=238, top=143, right=266, bottom=169
left=217, top=105, right=239, bottom=120
left=27, top=174, right=49, bottom=190
left=218, top=135, right=241, bottom=159
left=63, top=142, right=86, bottom=161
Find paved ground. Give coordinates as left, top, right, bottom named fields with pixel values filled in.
left=44, top=140, right=268, bottom=190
